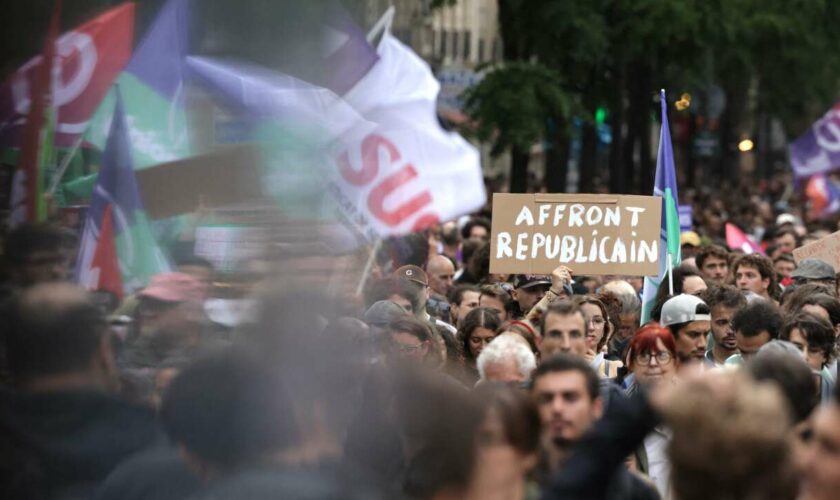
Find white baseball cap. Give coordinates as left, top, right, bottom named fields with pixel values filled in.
left=661, top=294, right=711, bottom=326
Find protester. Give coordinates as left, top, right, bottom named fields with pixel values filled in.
left=747, top=342, right=818, bottom=424
left=427, top=254, right=456, bottom=298
left=624, top=324, right=678, bottom=499
left=573, top=295, right=623, bottom=378
left=1, top=223, right=67, bottom=290
left=121, top=272, right=210, bottom=369
left=726, top=299, right=784, bottom=364
left=363, top=300, right=409, bottom=336
left=461, top=216, right=491, bottom=243
left=511, top=274, right=551, bottom=318
left=530, top=354, right=659, bottom=498
left=439, top=221, right=461, bottom=265
left=694, top=244, right=730, bottom=285
left=779, top=313, right=837, bottom=401
left=651, top=266, right=708, bottom=321
left=477, top=334, right=537, bottom=385
left=394, top=264, right=458, bottom=338
left=733, top=253, right=778, bottom=301
left=478, top=283, right=514, bottom=322
left=774, top=253, right=797, bottom=284
left=698, top=285, right=747, bottom=366
left=797, top=385, right=840, bottom=500
left=1, top=283, right=159, bottom=499
left=466, top=384, right=541, bottom=500
left=659, top=294, right=712, bottom=365
left=791, top=258, right=837, bottom=288
left=538, top=301, right=588, bottom=361
left=458, top=307, right=503, bottom=386
left=387, top=317, right=435, bottom=366
left=773, top=227, right=800, bottom=256
left=448, top=284, right=481, bottom=329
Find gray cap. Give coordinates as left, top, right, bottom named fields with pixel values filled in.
left=363, top=300, right=408, bottom=327
left=661, top=294, right=711, bottom=327
left=791, top=258, right=835, bottom=280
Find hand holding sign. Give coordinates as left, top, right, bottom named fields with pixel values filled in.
left=550, top=265, right=573, bottom=295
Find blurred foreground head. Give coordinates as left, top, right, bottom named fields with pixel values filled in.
left=6, top=283, right=116, bottom=390
left=160, top=347, right=296, bottom=476
left=662, top=372, right=797, bottom=500
left=3, top=223, right=66, bottom=287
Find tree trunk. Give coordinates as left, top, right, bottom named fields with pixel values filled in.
left=636, top=66, right=654, bottom=194
left=510, top=145, right=530, bottom=193
left=608, top=68, right=626, bottom=194
left=544, top=124, right=569, bottom=193
left=580, top=122, right=598, bottom=193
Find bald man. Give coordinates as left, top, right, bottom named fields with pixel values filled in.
left=427, top=255, right=456, bottom=297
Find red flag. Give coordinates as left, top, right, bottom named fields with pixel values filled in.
left=725, top=223, right=764, bottom=255
left=0, top=3, right=134, bottom=147
left=17, top=0, right=62, bottom=223
left=90, top=204, right=123, bottom=299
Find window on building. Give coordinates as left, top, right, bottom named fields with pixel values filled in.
left=478, top=38, right=485, bottom=62
left=441, top=30, right=448, bottom=59
left=464, top=31, right=471, bottom=60
left=492, top=38, right=501, bottom=61
left=452, top=31, right=460, bottom=60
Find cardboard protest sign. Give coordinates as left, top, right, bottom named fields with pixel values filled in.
left=135, top=144, right=263, bottom=219
left=490, top=193, right=662, bottom=276
left=793, top=230, right=840, bottom=271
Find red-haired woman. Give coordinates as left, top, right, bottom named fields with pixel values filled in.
left=626, top=323, right=678, bottom=500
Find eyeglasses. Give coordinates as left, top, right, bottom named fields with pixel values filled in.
left=634, top=351, right=673, bottom=366
left=393, top=342, right=426, bottom=354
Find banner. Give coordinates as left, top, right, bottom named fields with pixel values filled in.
left=0, top=3, right=134, bottom=147
left=188, top=30, right=485, bottom=241
left=489, top=193, right=661, bottom=276
left=793, top=230, right=840, bottom=271
left=790, top=102, right=840, bottom=178
left=328, top=32, right=485, bottom=239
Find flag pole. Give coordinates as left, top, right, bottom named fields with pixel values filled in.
left=356, top=239, right=382, bottom=296
left=667, top=253, right=674, bottom=295
left=47, top=134, right=84, bottom=195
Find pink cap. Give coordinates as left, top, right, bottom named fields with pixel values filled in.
left=139, top=272, right=207, bottom=303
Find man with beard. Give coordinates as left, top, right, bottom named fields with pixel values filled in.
left=699, top=286, right=747, bottom=366
left=530, top=355, right=658, bottom=499
left=660, top=294, right=712, bottom=365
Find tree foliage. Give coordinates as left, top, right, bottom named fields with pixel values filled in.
left=455, top=0, right=840, bottom=192
left=462, top=62, right=577, bottom=156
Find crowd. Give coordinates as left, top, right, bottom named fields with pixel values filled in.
left=2, top=193, right=840, bottom=500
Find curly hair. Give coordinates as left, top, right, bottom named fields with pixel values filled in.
left=780, top=313, right=837, bottom=367
left=733, top=254, right=778, bottom=299
left=695, top=244, right=729, bottom=271
left=731, top=299, right=783, bottom=339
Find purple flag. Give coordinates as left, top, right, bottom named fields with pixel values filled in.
left=790, top=102, right=840, bottom=179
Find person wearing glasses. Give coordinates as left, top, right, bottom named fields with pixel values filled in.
left=625, top=324, right=680, bottom=500
left=572, top=295, right=623, bottom=378
left=387, top=317, right=435, bottom=365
